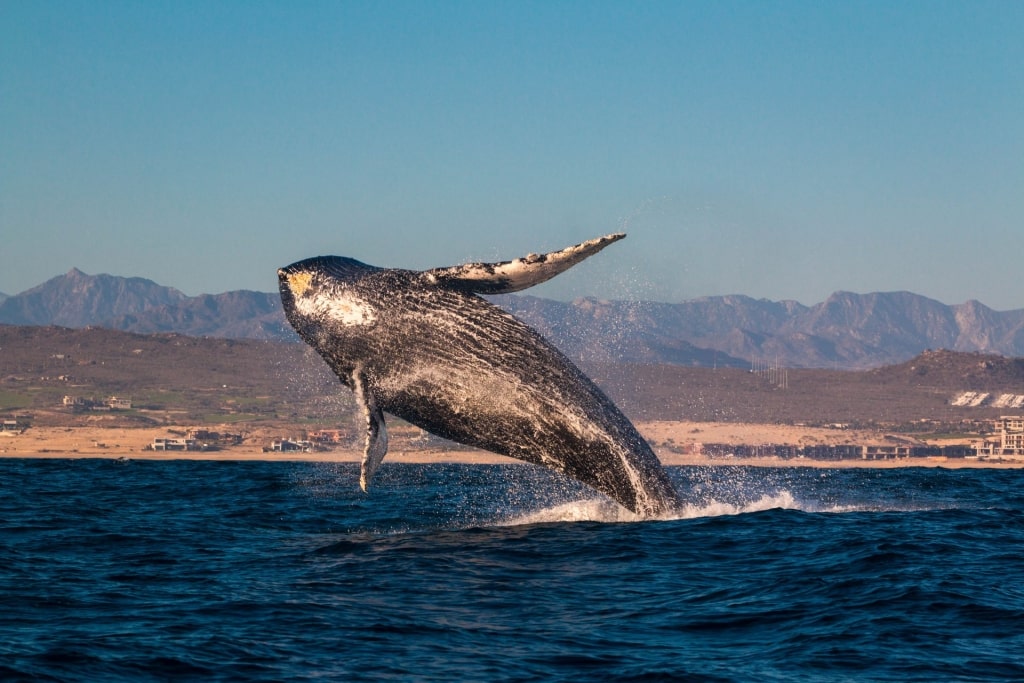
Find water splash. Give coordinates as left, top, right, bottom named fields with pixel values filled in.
left=294, top=463, right=961, bottom=538
left=673, top=490, right=801, bottom=519
left=500, top=498, right=643, bottom=525
left=495, top=490, right=803, bottom=526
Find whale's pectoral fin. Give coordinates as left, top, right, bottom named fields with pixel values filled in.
left=421, top=233, right=626, bottom=295
left=360, top=405, right=387, bottom=492
left=354, top=373, right=388, bottom=492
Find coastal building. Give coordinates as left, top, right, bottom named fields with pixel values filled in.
left=107, top=396, right=132, bottom=410
left=1, top=415, right=31, bottom=431
left=688, top=441, right=969, bottom=461
left=61, top=395, right=132, bottom=411
left=267, top=439, right=314, bottom=453
left=974, top=416, right=1024, bottom=458
left=309, top=429, right=348, bottom=444
left=151, top=437, right=198, bottom=451
left=998, top=416, right=1024, bottom=450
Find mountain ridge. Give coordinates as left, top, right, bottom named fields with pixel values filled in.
left=2, top=268, right=1023, bottom=369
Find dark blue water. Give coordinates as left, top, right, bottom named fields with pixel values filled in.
left=2, top=459, right=1023, bottom=682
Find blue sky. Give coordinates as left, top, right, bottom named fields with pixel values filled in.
left=2, top=1, right=1022, bottom=308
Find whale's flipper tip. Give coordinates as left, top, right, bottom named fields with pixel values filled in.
left=424, top=232, right=627, bottom=295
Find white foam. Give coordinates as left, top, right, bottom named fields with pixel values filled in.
left=672, top=491, right=801, bottom=519
left=503, top=499, right=644, bottom=525
left=496, top=491, right=804, bottom=526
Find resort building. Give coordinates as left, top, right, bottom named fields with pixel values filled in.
left=267, top=439, right=314, bottom=453
left=151, top=437, right=199, bottom=451
left=107, top=396, right=132, bottom=410
left=309, top=429, right=349, bottom=444
left=973, top=416, right=1024, bottom=458
left=61, top=395, right=132, bottom=411
left=1, top=415, right=31, bottom=431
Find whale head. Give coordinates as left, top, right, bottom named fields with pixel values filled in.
left=278, top=257, right=382, bottom=345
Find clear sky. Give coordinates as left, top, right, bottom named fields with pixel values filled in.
left=2, top=1, right=1022, bottom=309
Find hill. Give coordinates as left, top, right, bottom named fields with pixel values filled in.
left=494, top=292, right=1024, bottom=369
left=3, top=326, right=1022, bottom=432
left=0, top=269, right=187, bottom=327
left=3, top=269, right=1024, bottom=369
left=0, top=325, right=340, bottom=428
left=0, top=269, right=291, bottom=341
left=590, top=348, right=1024, bottom=426
left=105, top=290, right=290, bottom=340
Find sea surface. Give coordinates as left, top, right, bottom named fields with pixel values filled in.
left=2, top=458, right=1023, bottom=682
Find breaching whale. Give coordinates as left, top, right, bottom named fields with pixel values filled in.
left=278, top=233, right=680, bottom=516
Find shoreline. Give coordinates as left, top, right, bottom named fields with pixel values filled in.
left=2, top=423, right=1022, bottom=469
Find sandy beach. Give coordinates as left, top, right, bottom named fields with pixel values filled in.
left=3, top=421, right=1020, bottom=469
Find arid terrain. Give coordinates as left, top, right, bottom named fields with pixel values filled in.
left=3, top=325, right=1024, bottom=467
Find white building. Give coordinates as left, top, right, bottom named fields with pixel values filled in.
left=974, top=416, right=1024, bottom=458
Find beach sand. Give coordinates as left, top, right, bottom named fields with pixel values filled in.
left=2, top=421, right=1019, bottom=469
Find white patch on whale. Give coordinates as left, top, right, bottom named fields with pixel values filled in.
left=294, top=289, right=376, bottom=326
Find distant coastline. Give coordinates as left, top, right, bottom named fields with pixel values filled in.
left=4, top=422, right=1022, bottom=470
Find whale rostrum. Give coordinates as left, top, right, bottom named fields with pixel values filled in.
left=278, top=233, right=681, bottom=516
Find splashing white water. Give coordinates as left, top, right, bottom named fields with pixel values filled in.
left=498, top=490, right=803, bottom=526
left=503, top=498, right=643, bottom=525
left=673, top=491, right=801, bottom=518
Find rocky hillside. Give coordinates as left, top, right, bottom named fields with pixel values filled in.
left=3, top=325, right=1021, bottom=428
left=0, top=269, right=187, bottom=328
left=105, top=291, right=290, bottom=340
left=0, top=269, right=290, bottom=341
left=3, top=269, right=1024, bottom=369
left=493, top=292, right=1024, bottom=369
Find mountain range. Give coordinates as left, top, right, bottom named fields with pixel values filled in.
left=0, top=269, right=290, bottom=340
left=2, top=268, right=1023, bottom=369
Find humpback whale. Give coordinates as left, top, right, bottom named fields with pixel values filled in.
left=278, top=233, right=680, bottom=516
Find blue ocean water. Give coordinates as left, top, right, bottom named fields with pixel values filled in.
left=1, top=459, right=1023, bottom=682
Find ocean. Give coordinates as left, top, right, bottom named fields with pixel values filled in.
left=1, top=459, right=1022, bottom=682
